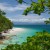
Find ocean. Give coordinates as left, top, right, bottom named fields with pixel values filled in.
left=0, top=25, right=50, bottom=50
left=13, top=25, right=50, bottom=44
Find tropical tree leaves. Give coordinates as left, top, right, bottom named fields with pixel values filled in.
left=0, top=10, right=13, bottom=32
left=16, top=0, right=50, bottom=15
left=16, top=0, right=23, bottom=4
left=16, top=0, right=50, bottom=24
left=31, top=2, right=45, bottom=15
left=23, top=7, right=32, bottom=15
left=0, top=10, right=6, bottom=15
left=45, top=18, right=50, bottom=24
left=38, top=0, right=45, bottom=3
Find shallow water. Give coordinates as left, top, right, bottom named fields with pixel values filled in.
left=0, top=25, right=50, bottom=50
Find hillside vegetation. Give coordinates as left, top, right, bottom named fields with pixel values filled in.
left=0, top=10, right=13, bottom=32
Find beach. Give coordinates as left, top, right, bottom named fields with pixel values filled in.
left=0, top=27, right=25, bottom=44
left=0, top=25, right=50, bottom=50
left=2, top=27, right=25, bottom=36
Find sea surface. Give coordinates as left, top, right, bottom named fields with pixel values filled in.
left=0, top=25, right=50, bottom=50
left=12, top=25, right=50, bottom=44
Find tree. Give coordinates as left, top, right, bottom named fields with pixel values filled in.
left=0, top=10, right=6, bottom=15
left=0, top=10, right=13, bottom=32
left=16, top=0, right=50, bottom=15
left=45, top=18, right=50, bottom=24
left=16, top=0, right=50, bottom=24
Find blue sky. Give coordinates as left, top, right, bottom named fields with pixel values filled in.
left=0, top=0, right=50, bottom=25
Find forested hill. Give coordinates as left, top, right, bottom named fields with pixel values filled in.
left=0, top=10, right=13, bottom=32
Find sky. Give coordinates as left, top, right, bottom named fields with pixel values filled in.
left=0, top=0, right=50, bottom=25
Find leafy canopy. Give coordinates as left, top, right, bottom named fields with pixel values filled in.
left=0, top=10, right=13, bottom=32
left=16, top=0, right=50, bottom=24
left=16, top=0, right=50, bottom=15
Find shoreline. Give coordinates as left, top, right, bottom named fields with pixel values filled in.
left=1, top=27, right=25, bottom=40
left=2, top=27, right=24, bottom=36
left=0, top=27, right=25, bottom=44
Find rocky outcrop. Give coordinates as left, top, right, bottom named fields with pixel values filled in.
left=0, top=33, right=5, bottom=40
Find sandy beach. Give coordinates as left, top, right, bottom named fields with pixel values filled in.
left=2, top=27, right=25, bottom=37
left=0, top=27, right=25, bottom=44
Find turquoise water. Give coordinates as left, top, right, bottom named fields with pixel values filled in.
left=0, top=25, right=50, bottom=50
left=12, top=25, right=50, bottom=44
left=10, top=28, right=40, bottom=44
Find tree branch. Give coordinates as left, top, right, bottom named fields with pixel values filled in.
left=23, top=0, right=29, bottom=4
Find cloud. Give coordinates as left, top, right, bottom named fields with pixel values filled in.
left=0, top=3, right=29, bottom=12
left=7, top=15, right=48, bottom=24
left=10, top=18, right=47, bottom=23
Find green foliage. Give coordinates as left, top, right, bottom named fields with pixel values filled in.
left=45, top=18, right=50, bottom=24
left=23, top=7, right=31, bottom=15
left=0, top=10, right=6, bottom=15
left=17, top=0, right=23, bottom=4
left=2, top=31, right=50, bottom=50
left=16, top=0, right=50, bottom=24
left=31, top=2, right=45, bottom=15
left=17, top=0, right=50, bottom=15
left=0, top=10, right=13, bottom=32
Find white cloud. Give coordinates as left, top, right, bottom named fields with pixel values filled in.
left=8, top=15, right=48, bottom=24
left=0, top=3, right=29, bottom=12
left=0, top=3, right=49, bottom=24
left=10, top=18, right=47, bottom=23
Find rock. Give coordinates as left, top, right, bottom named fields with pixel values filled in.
left=0, top=36, right=5, bottom=40
left=4, top=30, right=8, bottom=33
left=0, top=32, right=5, bottom=40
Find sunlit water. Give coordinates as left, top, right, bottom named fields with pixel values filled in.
left=0, top=25, right=50, bottom=50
